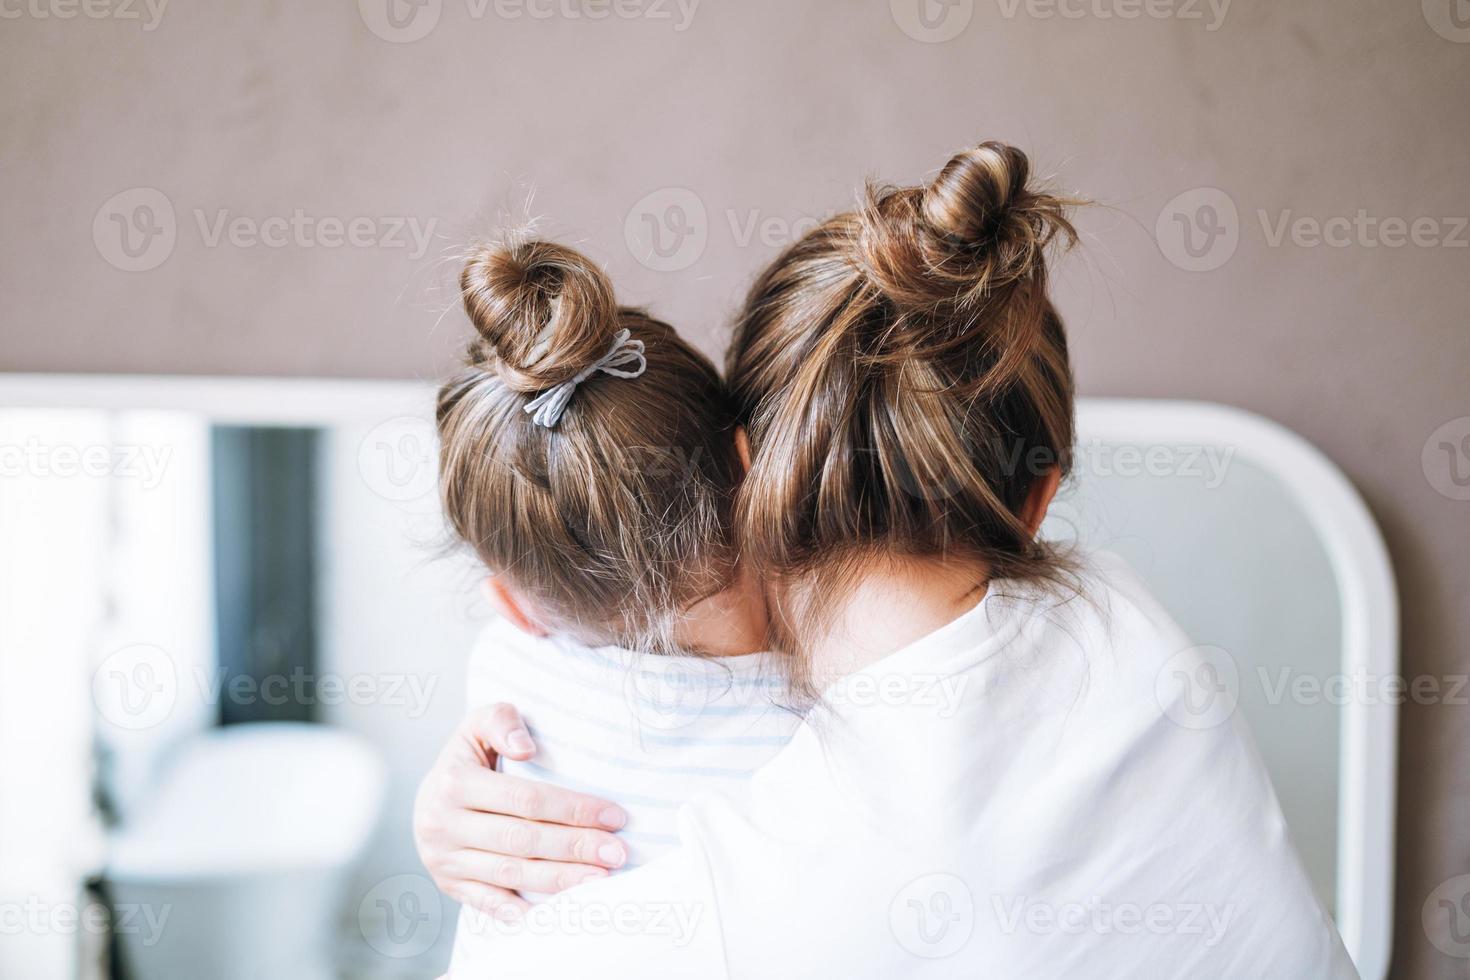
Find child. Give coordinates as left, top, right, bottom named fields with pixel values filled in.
left=430, top=237, right=801, bottom=956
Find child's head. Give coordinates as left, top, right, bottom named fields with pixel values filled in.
left=437, top=237, right=744, bottom=649
left=727, top=141, right=1080, bottom=619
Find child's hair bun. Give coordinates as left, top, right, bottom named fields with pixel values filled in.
left=459, top=239, right=619, bottom=394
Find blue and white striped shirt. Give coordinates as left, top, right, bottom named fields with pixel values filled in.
left=464, top=616, right=802, bottom=872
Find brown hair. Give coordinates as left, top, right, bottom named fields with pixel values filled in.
left=438, top=236, right=743, bottom=650
left=727, top=141, right=1082, bottom=647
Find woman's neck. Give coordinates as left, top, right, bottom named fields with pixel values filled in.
left=803, top=554, right=989, bottom=685
left=674, top=563, right=772, bottom=658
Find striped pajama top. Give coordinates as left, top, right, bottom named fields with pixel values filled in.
left=463, top=616, right=803, bottom=874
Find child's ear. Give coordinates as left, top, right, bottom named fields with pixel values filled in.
left=734, top=426, right=752, bottom=474
left=1020, top=466, right=1063, bottom=537
left=483, top=577, right=548, bottom=636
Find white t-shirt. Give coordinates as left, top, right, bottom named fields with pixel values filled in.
left=452, top=553, right=1357, bottom=979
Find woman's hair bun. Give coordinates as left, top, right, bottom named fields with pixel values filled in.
left=854, top=140, right=1078, bottom=313
left=459, top=238, right=619, bottom=393
left=922, top=141, right=1031, bottom=245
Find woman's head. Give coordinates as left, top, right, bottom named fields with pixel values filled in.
left=438, top=237, right=744, bottom=650
left=727, top=141, right=1080, bottom=630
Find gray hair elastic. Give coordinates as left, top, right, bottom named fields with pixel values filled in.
left=524, top=328, right=647, bottom=428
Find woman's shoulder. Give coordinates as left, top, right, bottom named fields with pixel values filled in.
left=1003, top=548, right=1196, bottom=670
left=957, top=549, right=1212, bottom=730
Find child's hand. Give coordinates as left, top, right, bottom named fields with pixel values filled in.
left=413, top=703, right=629, bottom=918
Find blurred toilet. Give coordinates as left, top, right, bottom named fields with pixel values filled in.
left=107, top=722, right=386, bottom=980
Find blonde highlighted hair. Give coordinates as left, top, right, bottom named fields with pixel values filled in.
left=727, top=141, right=1083, bottom=655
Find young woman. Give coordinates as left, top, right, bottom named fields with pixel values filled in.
left=424, top=144, right=1356, bottom=978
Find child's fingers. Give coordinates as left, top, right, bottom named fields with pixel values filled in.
left=467, top=702, right=536, bottom=761
left=449, top=766, right=627, bottom=832
left=451, top=810, right=627, bottom=868
left=451, top=849, right=609, bottom=896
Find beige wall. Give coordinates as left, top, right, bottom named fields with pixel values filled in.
left=2, top=0, right=1467, bottom=975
